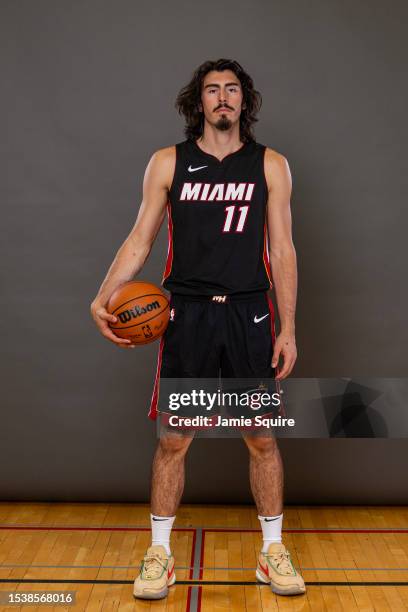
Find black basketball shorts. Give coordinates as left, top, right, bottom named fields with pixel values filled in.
left=148, top=291, right=281, bottom=420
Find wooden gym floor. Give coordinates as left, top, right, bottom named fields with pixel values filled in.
left=0, top=503, right=408, bottom=611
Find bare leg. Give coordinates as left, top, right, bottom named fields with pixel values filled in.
left=243, top=436, right=283, bottom=516
left=151, top=432, right=194, bottom=516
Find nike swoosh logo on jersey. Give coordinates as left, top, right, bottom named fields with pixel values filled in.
left=254, top=314, right=269, bottom=323
left=188, top=164, right=208, bottom=172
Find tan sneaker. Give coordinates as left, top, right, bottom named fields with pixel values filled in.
left=256, top=542, right=306, bottom=595
left=133, top=545, right=176, bottom=599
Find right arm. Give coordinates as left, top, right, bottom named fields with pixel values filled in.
left=90, top=146, right=175, bottom=347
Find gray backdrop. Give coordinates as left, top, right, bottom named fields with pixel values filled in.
left=1, top=0, right=407, bottom=503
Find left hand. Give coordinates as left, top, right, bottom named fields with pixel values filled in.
left=272, top=331, right=297, bottom=380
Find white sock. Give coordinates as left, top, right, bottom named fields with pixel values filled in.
left=258, top=513, right=283, bottom=552
left=150, top=514, right=176, bottom=555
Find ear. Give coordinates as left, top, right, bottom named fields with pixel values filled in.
left=198, top=103, right=203, bottom=112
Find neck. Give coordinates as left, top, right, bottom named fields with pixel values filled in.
left=197, top=122, right=243, bottom=161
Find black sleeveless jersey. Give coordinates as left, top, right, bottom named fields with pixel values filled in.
left=161, top=139, right=273, bottom=296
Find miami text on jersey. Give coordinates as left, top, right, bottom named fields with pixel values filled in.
left=180, top=182, right=255, bottom=202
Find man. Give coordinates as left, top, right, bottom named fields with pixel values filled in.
left=90, top=59, right=305, bottom=599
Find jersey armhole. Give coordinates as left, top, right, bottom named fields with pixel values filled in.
left=262, top=145, right=273, bottom=290
left=168, top=143, right=179, bottom=198
left=262, top=145, right=270, bottom=195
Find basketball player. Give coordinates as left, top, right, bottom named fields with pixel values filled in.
left=90, top=59, right=305, bottom=598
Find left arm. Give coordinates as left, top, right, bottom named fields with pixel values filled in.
left=264, top=148, right=298, bottom=379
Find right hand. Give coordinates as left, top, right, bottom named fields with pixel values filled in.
left=90, top=302, right=135, bottom=348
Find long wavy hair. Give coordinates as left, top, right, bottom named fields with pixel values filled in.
left=175, top=59, right=262, bottom=143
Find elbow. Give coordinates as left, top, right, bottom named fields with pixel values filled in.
left=269, top=243, right=297, bottom=263
left=126, top=233, right=152, bottom=262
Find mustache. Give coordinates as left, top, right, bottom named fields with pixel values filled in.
left=214, top=104, right=234, bottom=111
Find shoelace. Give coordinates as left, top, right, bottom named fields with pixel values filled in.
left=142, top=553, right=167, bottom=579
left=265, top=550, right=294, bottom=575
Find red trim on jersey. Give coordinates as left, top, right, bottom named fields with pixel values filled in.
left=263, top=221, right=273, bottom=288
left=161, top=201, right=173, bottom=283
left=148, top=335, right=165, bottom=420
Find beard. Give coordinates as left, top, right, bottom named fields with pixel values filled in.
left=215, top=114, right=233, bottom=131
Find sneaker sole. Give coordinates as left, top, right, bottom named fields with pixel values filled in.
left=270, top=583, right=306, bottom=596
left=133, top=571, right=176, bottom=599
left=256, top=568, right=306, bottom=596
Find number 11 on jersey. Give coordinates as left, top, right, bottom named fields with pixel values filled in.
left=223, top=205, right=249, bottom=233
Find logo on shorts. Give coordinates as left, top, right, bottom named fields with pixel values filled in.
left=170, top=308, right=175, bottom=321
left=254, top=314, right=269, bottom=323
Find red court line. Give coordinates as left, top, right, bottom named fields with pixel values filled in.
left=197, top=531, right=207, bottom=612
left=1, top=525, right=407, bottom=533
left=0, top=524, right=198, bottom=611
left=189, top=529, right=197, bottom=579
left=195, top=527, right=408, bottom=611
left=185, top=528, right=197, bottom=611
left=202, top=528, right=408, bottom=534
left=0, top=526, right=195, bottom=532
left=196, top=531, right=205, bottom=612
left=186, top=585, right=192, bottom=611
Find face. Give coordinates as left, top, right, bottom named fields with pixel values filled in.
left=199, top=69, right=245, bottom=132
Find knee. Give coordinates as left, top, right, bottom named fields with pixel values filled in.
left=158, top=434, right=193, bottom=457
left=245, top=436, right=279, bottom=459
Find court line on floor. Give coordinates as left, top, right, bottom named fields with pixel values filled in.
left=0, top=524, right=199, bottom=610
left=187, top=528, right=202, bottom=612
left=203, top=528, right=408, bottom=533
left=2, top=523, right=407, bottom=608
left=0, top=578, right=407, bottom=586
left=1, top=564, right=408, bottom=571
left=0, top=525, right=195, bottom=532
left=185, top=527, right=198, bottom=612
left=1, top=525, right=407, bottom=533
left=195, top=526, right=408, bottom=609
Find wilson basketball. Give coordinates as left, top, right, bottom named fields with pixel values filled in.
left=107, top=281, right=170, bottom=345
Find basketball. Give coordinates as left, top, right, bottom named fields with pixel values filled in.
left=107, top=280, right=170, bottom=345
